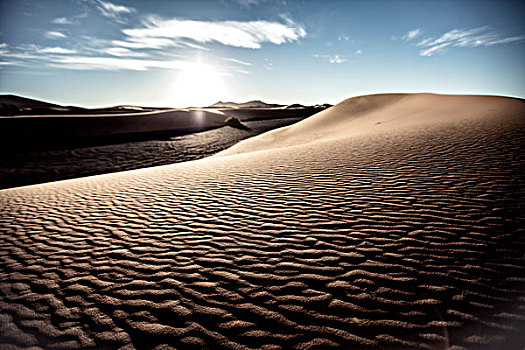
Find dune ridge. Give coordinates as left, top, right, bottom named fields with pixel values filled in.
left=1, top=93, right=524, bottom=349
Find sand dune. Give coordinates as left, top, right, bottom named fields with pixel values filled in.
left=0, top=97, right=325, bottom=152
left=217, top=93, right=524, bottom=156
left=0, top=109, right=227, bottom=144
left=1, top=93, right=524, bottom=349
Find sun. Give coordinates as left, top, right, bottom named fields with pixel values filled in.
left=171, top=61, right=228, bottom=108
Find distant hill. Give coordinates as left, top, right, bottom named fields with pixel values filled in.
left=209, top=100, right=284, bottom=109
left=0, top=94, right=62, bottom=109
left=0, top=94, right=87, bottom=116
left=314, top=103, right=333, bottom=109
left=0, top=94, right=328, bottom=116
left=285, top=103, right=306, bottom=109
left=0, top=94, right=162, bottom=116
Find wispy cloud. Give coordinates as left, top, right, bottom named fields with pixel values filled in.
left=338, top=35, right=350, bottom=41
left=95, top=0, right=136, bottom=22
left=419, top=43, right=449, bottom=57
left=37, top=47, right=77, bottom=54
left=222, top=57, right=251, bottom=66
left=402, top=29, right=421, bottom=41
left=0, top=37, right=251, bottom=74
left=0, top=42, right=195, bottom=72
left=0, top=44, right=76, bottom=59
left=0, top=44, right=19, bottom=68
left=1, top=11, right=304, bottom=74
left=355, top=49, right=363, bottom=55
left=392, top=29, right=421, bottom=41
left=485, top=36, right=525, bottom=45
left=120, top=15, right=306, bottom=49
left=103, top=47, right=148, bottom=57
left=231, top=0, right=267, bottom=7
left=329, top=55, right=346, bottom=64
left=44, top=31, right=67, bottom=39
left=49, top=56, right=195, bottom=71
left=417, top=27, right=525, bottom=56
left=112, top=38, right=175, bottom=49
left=0, top=61, right=20, bottom=68
left=52, top=17, right=73, bottom=25
left=0, top=48, right=42, bottom=60
left=418, top=27, right=487, bottom=47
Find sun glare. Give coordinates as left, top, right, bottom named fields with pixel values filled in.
left=172, top=61, right=228, bottom=107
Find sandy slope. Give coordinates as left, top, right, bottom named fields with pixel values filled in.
left=1, top=93, right=524, bottom=349
left=217, top=93, right=524, bottom=156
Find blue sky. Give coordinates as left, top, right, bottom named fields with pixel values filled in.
left=0, top=0, right=524, bottom=108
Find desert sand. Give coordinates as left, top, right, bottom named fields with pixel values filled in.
left=1, top=93, right=524, bottom=349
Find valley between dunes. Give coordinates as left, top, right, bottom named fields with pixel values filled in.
left=1, top=93, right=524, bottom=349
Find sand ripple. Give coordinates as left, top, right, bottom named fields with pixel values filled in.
left=1, top=105, right=524, bottom=349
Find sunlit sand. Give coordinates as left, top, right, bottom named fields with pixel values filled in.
left=1, top=93, right=524, bottom=349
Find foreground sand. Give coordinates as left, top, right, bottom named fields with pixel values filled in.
left=1, top=94, right=524, bottom=349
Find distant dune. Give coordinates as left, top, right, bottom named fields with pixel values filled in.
left=0, top=94, right=64, bottom=109
left=0, top=94, right=167, bottom=115
left=0, top=108, right=229, bottom=148
left=0, top=95, right=327, bottom=150
left=1, top=93, right=524, bottom=349
left=208, top=100, right=284, bottom=109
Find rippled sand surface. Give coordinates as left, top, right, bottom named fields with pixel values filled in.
left=1, top=94, right=524, bottom=349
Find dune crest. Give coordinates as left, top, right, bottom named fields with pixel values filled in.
left=217, top=93, right=524, bottom=156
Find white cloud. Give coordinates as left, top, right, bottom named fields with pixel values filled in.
left=50, top=56, right=195, bottom=71
left=329, top=55, right=346, bottom=64
left=37, top=47, right=77, bottom=54
left=0, top=43, right=7, bottom=49
left=95, top=0, right=136, bottom=22
left=417, top=27, right=525, bottom=56
left=338, top=35, right=350, bottom=41
left=120, top=15, right=306, bottom=49
left=0, top=51, right=41, bottom=60
left=419, top=27, right=487, bottom=47
left=402, top=29, right=421, bottom=41
left=181, top=41, right=209, bottom=50
left=231, top=0, right=267, bottom=7
left=1, top=44, right=76, bottom=59
left=419, top=43, right=450, bottom=57
left=355, top=49, right=363, bottom=55
left=222, top=57, right=251, bottom=66
left=0, top=41, right=214, bottom=72
left=417, top=38, right=433, bottom=46
left=485, top=36, right=525, bottom=46
left=0, top=61, right=20, bottom=68
left=112, top=38, right=176, bottom=49
left=52, top=17, right=73, bottom=24
left=104, top=47, right=147, bottom=57
left=44, top=31, right=67, bottom=39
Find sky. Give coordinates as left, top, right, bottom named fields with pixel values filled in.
left=0, top=0, right=524, bottom=108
